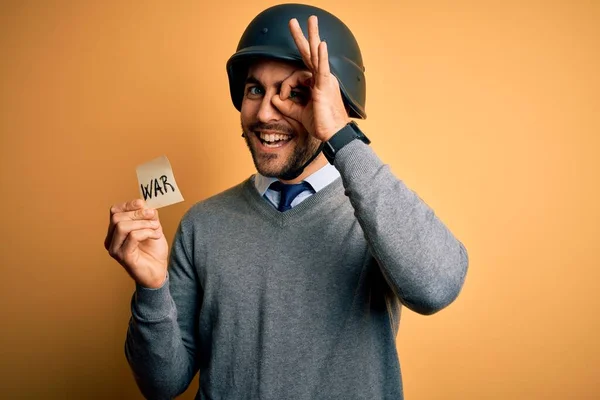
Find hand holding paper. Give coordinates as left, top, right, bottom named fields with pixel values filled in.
left=104, top=156, right=184, bottom=288
left=104, top=199, right=169, bottom=288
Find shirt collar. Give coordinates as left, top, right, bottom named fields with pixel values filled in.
left=253, top=163, right=340, bottom=196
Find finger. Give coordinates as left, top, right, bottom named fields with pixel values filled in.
left=121, top=228, right=163, bottom=260
left=105, top=220, right=114, bottom=250
left=130, top=207, right=159, bottom=221
left=289, top=18, right=313, bottom=70
left=316, top=41, right=331, bottom=87
left=308, top=16, right=321, bottom=74
left=280, top=70, right=313, bottom=100
left=110, top=199, right=146, bottom=215
left=271, top=95, right=304, bottom=122
left=111, top=220, right=161, bottom=257
left=120, top=227, right=165, bottom=288
left=109, top=220, right=160, bottom=258
left=106, top=200, right=145, bottom=249
left=105, top=207, right=159, bottom=250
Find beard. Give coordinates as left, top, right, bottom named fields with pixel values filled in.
left=241, top=120, right=321, bottom=179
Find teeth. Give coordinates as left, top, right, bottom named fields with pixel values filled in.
left=259, top=132, right=291, bottom=143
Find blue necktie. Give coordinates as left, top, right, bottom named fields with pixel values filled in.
left=269, top=181, right=314, bottom=212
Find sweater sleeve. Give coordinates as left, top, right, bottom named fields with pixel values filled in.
left=334, top=140, right=469, bottom=315
left=125, top=221, right=201, bottom=399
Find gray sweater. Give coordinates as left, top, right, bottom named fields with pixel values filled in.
left=125, top=141, right=469, bottom=400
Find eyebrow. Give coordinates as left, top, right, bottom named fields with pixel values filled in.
left=244, top=75, right=310, bottom=94
left=245, top=75, right=284, bottom=89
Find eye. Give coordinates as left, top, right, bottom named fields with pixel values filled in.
left=289, top=89, right=309, bottom=104
left=245, top=85, right=264, bottom=98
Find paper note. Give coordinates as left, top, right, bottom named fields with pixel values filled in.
left=136, top=155, right=184, bottom=209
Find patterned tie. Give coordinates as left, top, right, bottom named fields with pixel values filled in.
left=269, top=181, right=314, bottom=212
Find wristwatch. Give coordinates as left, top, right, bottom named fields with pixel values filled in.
left=322, top=121, right=371, bottom=164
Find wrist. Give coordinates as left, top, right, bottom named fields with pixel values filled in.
left=137, top=271, right=168, bottom=290
left=319, top=119, right=352, bottom=142
left=132, top=273, right=172, bottom=321
left=322, top=121, right=371, bottom=164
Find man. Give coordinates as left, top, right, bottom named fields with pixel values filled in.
left=105, top=4, right=468, bottom=399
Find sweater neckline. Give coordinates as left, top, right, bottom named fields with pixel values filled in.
left=242, top=176, right=345, bottom=227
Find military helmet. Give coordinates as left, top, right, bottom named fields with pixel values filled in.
left=226, top=3, right=367, bottom=119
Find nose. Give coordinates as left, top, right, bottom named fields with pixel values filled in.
left=256, top=92, right=282, bottom=123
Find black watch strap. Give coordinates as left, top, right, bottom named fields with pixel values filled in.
left=323, top=121, right=371, bottom=164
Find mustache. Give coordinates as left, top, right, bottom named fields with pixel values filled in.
left=248, top=122, right=295, bottom=136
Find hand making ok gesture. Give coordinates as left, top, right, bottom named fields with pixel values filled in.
left=271, top=16, right=351, bottom=142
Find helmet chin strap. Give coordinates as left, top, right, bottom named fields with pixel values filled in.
left=278, top=143, right=325, bottom=181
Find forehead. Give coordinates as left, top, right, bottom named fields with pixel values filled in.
left=246, top=59, right=306, bottom=84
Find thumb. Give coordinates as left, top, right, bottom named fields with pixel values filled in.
left=271, top=95, right=302, bottom=121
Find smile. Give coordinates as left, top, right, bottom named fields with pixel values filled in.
left=255, top=131, right=293, bottom=148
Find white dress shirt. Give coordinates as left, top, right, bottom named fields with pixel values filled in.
left=253, top=163, right=341, bottom=209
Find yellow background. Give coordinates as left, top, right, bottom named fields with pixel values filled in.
left=1, top=0, right=598, bottom=398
